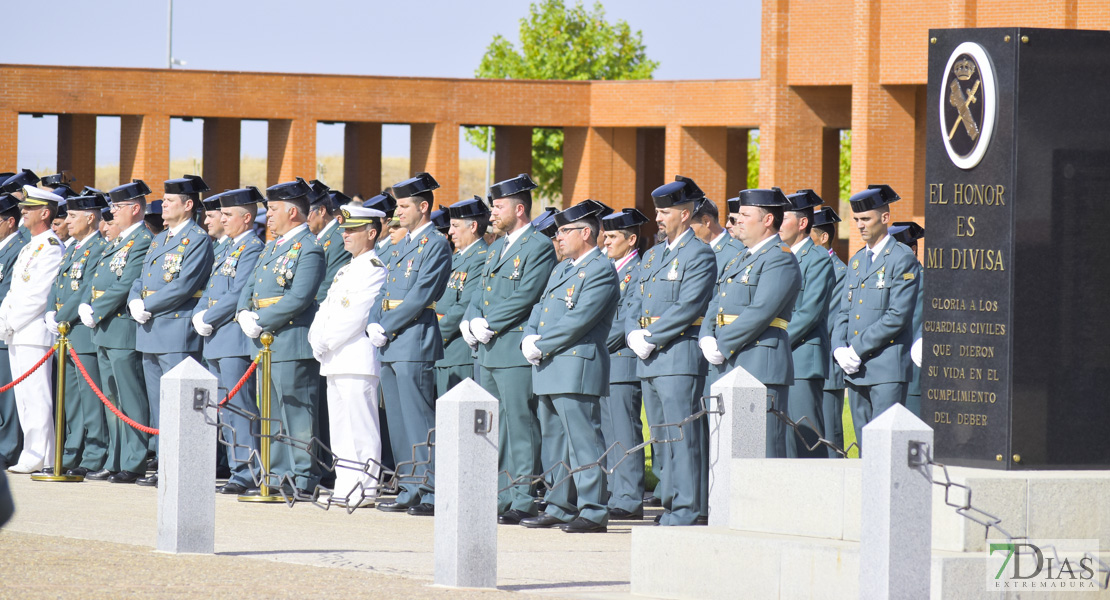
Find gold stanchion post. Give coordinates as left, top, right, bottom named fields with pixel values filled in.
left=32, top=321, right=83, bottom=482
left=239, top=332, right=283, bottom=503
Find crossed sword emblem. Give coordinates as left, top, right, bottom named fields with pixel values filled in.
left=948, top=78, right=981, bottom=141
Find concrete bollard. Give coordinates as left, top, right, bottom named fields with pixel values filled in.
left=156, top=357, right=218, bottom=554
left=707, top=366, right=766, bottom=527
left=434, top=378, right=499, bottom=588
left=859, top=403, right=933, bottom=599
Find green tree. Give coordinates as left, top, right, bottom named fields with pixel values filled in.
left=839, top=129, right=852, bottom=201
left=469, top=0, right=658, bottom=203
left=747, top=130, right=760, bottom=189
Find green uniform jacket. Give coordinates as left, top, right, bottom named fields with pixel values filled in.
left=89, top=225, right=154, bottom=350
left=237, top=226, right=325, bottom=363
left=700, top=234, right=801, bottom=386
left=823, top=249, right=849, bottom=391
left=625, top=229, right=716, bottom=378
left=465, top=226, right=557, bottom=369
left=52, top=233, right=109, bottom=354
left=525, top=248, right=619, bottom=396
left=607, top=252, right=641, bottom=384
left=435, top=238, right=489, bottom=369
left=832, top=239, right=920, bottom=385
left=315, top=220, right=351, bottom=303
left=711, top=234, right=746, bottom=280
left=785, top=238, right=834, bottom=381
left=908, top=267, right=924, bottom=396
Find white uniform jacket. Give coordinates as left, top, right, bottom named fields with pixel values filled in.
left=0, top=230, right=64, bottom=347
left=308, top=249, right=387, bottom=377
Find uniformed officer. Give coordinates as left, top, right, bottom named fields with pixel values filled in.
left=0, top=187, right=64, bottom=473
left=43, top=175, right=77, bottom=247
left=236, top=178, right=326, bottom=495
left=145, top=199, right=165, bottom=235
left=48, top=192, right=111, bottom=476
left=518, top=200, right=619, bottom=533
left=366, top=172, right=451, bottom=517
left=308, top=205, right=388, bottom=508
left=700, top=188, right=802, bottom=459
left=126, top=175, right=215, bottom=485
left=430, top=206, right=451, bottom=237
left=435, top=196, right=490, bottom=395
left=364, top=191, right=399, bottom=254
left=532, top=207, right=560, bottom=258
left=80, top=180, right=154, bottom=483
left=0, top=194, right=29, bottom=470
left=308, top=181, right=351, bottom=303
left=624, top=181, right=716, bottom=526
left=0, top=170, right=39, bottom=197
left=889, top=221, right=925, bottom=417
left=193, top=187, right=266, bottom=494
left=810, top=206, right=848, bottom=457
left=780, top=190, right=835, bottom=458
left=599, top=208, right=649, bottom=520
left=832, top=185, right=920, bottom=448
left=463, top=174, right=557, bottom=524
left=202, top=194, right=227, bottom=253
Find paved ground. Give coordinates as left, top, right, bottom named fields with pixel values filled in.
left=0, top=473, right=655, bottom=599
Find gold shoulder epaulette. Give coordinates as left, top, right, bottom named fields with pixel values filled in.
left=48, top=237, right=60, bottom=246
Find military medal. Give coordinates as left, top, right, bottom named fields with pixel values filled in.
left=876, top=267, right=886, bottom=289
left=21, top=243, right=44, bottom=283
left=852, top=259, right=860, bottom=270
left=418, top=235, right=428, bottom=253
left=341, top=297, right=349, bottom=307
left=564, top=284, right=576, bottom=309
left=848, top=290, right=853, bottom=302
left=510, top=256, right=521, bottom=280
left=741, top=265, right=753, bottom=284
left=621, top=272, right=632, bottom=292
left=447, top=272, right=459, bottom=290
left=404, top=259, right=414, bottom=278
left=667, top=258, right=679, bottom=281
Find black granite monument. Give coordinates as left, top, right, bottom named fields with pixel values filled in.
left=924, top=28, right=1110, bottom=469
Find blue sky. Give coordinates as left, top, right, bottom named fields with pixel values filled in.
left=10, top=0, right=761, bottom=168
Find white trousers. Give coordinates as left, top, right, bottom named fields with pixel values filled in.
left=10, top=344, right=54, bottom=469
left=326, top=374, right=382, bottom=502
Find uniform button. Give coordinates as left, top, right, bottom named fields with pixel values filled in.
left=487, top=286, right=492, bottom=291
left=859, top=300, right=863, bottom=304
left=718, top=308, right=723, bottom=313
left=854, top=330, right=859, bottom=335
left=651, top=277, right=656, bottom=282
left=572, top=350, right=576, bottom=355
left=540, top=322, right=544, bottom=326
left=721, top=293, right=726, bottom=297
left=484, top=301, right=489, bottom=306
left=861, top=284, right=865, bottom=288
left=855, top=315, right=860, bottom=320
left=543, top=308, right=548, bottom=312
left=648, top=294, right=652, bottom=298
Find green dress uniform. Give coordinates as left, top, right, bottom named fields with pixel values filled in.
left=237, top=222, right=325, bottom=491
left=524, top=243, right=619, bottom=526
left=821, top=246, right=848, bottom=457
left=88, top=222, right=154, bottom=476
left=314, top=219, right=350, bottom=303
left=905, top=269, right=924, bottom=417
left=0, top=228, right=29, bottom=467
left=54, top=230, right=109, bottom=470
left=434, top=238, right=488, bottom=394
left=783, top=236, right=834, bottom=458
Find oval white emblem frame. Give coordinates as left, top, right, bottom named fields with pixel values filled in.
left=940, top=41, right=997, bottom=170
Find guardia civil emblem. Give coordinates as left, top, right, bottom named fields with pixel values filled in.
left=939, top=42, right=996, bottom=170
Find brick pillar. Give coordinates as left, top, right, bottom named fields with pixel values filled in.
left=664, top=125, right=728, bottom=204
left=120, top=114, right=169, bottom=186
left=725, top=128, right=750, bottom=202
left=410, top=122, right=458, bottom=203
left=267, top=118, right=316, bottom=187
left=202, top=117, right=241, bottom=193
left=57, top=114, right=97, bottom=189
left=0, top=111, right=15, bottom=172
left=343, top=122, right=382, bottom=198
left=562, top=127, right=636, bottom=210
left=493, top=126, right=533, bottom=183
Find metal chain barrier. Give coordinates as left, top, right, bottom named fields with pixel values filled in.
left=766, top=392, right=860, bottom=458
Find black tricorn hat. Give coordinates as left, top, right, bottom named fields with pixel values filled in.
left=307, top=179, right=333, bottom=208
left=68, top=193, right=110, bottom=212
left=489, top=173, right=537, bottom=200
left=101, top=206, right=113, bottom=222
left=812, top=206, right=842, bottom=227
left=0, top=194, right=18, bottom=213
left=51, top=184, right=78, bottom=200
left=531, top=207, right=559, bottom=238
left=1, top=169, right=40, bottom=193
left=651, top=181, right=692, bottom=208
left=850, top=184, right=900, bottom=212
left=363, top=190, right=397, bottom=218
left=786, top=189, right=823, bottom=212
left=602, top=208, right=649, bottom=231
left=56, top=201, right=68, bottom=219
left=266, top=178, right=312, bottom=203
left=108, top=179, right=152, bottom=203
left=889, top=221, right=925, bottom=245
left=327, top=189, right=352, bottom=208
left=202, top=197, right=222, bottom=211
left=147, top=199, right=163, bottom=215
left=583, top=199, right=615, bottom=219
left=554, top=200, right=605, bottom=228
left=726, top=196, right=741, bottom=213
left=675, top=175, right=705, bottom=201
left=41, top=172, right=71, bottom=187
left=164, top=174, right=209, bottom=196
left=216, top=187, right=266, bottom=208
left=448, top=196, right=491, bottom=220
left=430, top=206, right=451, bottom=233
left=739, top=187, right=790, bottom=208
left=392, top=172, right=440, bottom=199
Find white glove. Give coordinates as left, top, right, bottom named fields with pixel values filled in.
left=237, top=310, right=262, bottom=339
left=626, top=329, right=656, bottom=360
left=191, top=310, right=214, bottom=337
left=834, top=346, right=862, bottom=375
left=0, top=318, right=11, bottom=344
left=521, top=334, right=543, bottom=365
left=44, top=311, right=59, bottom=336
left=470, top=318, right=494, bottom=344
left=459, top=320, right=478, bottom=349
left=698, top=336, right=726, bottom=365
left=366, top=323, right=388, bottom=348
left=128, top=299, right=152, bottom=324
left=911, top=338, right=923, bottom=368
left=78, top=303, right=95, bottom=329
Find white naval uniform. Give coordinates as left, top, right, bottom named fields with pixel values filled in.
left=0, top=229, right=64, bottom=471
left=307, top=248, right=387, bottom=504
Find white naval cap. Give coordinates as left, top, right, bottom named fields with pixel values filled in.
left=20, top=185, right=63, bottom=207
left=339, top=205, right=386, bottom=228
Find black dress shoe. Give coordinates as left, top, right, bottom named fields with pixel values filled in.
left=146, top=459, right=158, bottom=472
left=644, top=494, right=662, bottom=507
left=609, top=508, right=644, bottom=520
left=406, top=503, right=434, bottom=516
left=498, top=509, right=533, bottom=525
left=38, top=467, right=55, bottom=475
left=218, top=482, right=250, bottom=495
left=695, top=515, right=708, bottom=526
left=560, top=517, right=607, bottom=533
left=66, top=467, right=91, bottom=477
left=85, top=469, right=113, bottom=481
left=136, top=475, right=158, bottom=487
left=108, top=470, right=142, bottom=484
left=376, top=501, right=412, bottom=513
left=520, top=512, right=567, bottom=529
